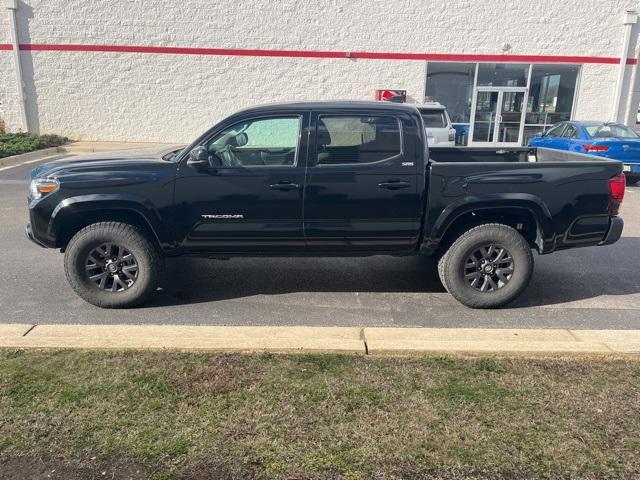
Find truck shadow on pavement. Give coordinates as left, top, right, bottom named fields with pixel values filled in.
left=150, top=237, right=640, bottom=309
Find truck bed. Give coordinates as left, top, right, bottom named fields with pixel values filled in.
left=422, top=146, right=623, bottom=255
left=428, top=146, right=623, bottom=164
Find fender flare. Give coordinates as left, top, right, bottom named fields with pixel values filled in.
left=428, top=193, right=556, bottom=253
left=49, top=194, right=171, bottom=247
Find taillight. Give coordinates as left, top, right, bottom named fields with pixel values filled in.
left=583, top=144, right=609, bottom=152
left=608, top=172, right=625, bottom=216
left=448, top=129, right=455, bottom=142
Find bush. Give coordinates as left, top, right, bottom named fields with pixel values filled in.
left=0, top=132, right=69, bottom=158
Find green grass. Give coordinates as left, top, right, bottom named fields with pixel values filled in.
left=0, top=350, right=639, bottom=479
left=0, top=132, right=69, bottom=158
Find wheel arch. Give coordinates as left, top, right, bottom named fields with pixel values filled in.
left=50, top=195, right=170, bottom=251
left=423, top=194, right=555, bottom=255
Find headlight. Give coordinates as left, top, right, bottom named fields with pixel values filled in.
left=29, top=178, right=59, bottom=200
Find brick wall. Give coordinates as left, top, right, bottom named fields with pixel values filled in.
left=0, top=0, right=638, bottom=141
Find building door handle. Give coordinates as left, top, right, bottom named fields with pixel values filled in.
left=378, top=180, right=410, bottom=190
left=269, top=181, right=300, bottom=191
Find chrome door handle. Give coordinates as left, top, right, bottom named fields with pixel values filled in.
left=378, top=180, right=410, bottom=190
left=269, top=181, right=299, bottom=191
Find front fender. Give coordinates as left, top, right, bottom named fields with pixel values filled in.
left=49, top=194, right=171, bottom=248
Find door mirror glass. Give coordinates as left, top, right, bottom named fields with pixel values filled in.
left=234, top=132, right=248, bottom=147
left=187, top=146, right=209, bottom=168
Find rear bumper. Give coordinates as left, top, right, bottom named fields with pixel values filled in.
left=623, top=163, right=640, bottom=175
left=599, top=216, right=624, bottom=246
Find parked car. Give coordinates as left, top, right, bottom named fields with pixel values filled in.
left=528, top=121, right=640, bottom=184
left=416, top=102, right=456, bottom=147
left=26, top=101, right=624, bottom=309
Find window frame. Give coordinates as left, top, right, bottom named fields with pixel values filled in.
left=198, top=114, right=304, bottom=169
left=313, top=113, right=404, bottom=168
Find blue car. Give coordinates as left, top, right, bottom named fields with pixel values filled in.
left=528, top=121, right=640, bottom=184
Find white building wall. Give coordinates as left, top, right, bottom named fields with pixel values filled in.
left=1, top=0, right=639, bottom=141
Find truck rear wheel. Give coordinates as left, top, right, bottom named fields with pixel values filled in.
left=64, top=222, right=163, bottom=308
left=440, top=223, right=533, bottom=308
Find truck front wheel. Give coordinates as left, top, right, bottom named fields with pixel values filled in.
left=64, top=222, right=164, bottom=308
left=440, top=223, right=533, bottom=309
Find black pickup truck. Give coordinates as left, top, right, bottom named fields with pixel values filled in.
left=26, top=101, right=625, bottom=309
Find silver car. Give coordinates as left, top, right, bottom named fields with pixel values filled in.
left=417, top=102, right=456, bottom=147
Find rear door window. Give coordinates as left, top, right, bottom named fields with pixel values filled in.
left=420, top=111, right=447, bottom=128
left=561, top=124, right=577, bottom=138
left=544, top=124, right=566, bottom=137
left=316, top=115, right=402, bottom=165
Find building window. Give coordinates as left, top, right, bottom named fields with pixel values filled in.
left=425, top=63, right=475, bottom=145
left=524, top=64, right=580, bottom=144
left=477, top=63, right=529, bottom=87
left=425, top=62, right=580, bottom=146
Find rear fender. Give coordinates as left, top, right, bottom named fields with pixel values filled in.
left=425, top=193, right=555, bottom=253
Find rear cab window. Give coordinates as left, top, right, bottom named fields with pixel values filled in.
left=419, top=109, right=447, bottom=128
left=316, top=115, right=402, bottom=165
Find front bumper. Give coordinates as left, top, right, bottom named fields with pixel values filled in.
left=599, top=216, right=624, bottom=246
left=25, top=223, right=48, bottom=248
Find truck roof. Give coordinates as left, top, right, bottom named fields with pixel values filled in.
left=233, top=100, right=420, bottom=116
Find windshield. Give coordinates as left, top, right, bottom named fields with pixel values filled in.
left=420, top=110, right=447, bottom=128
left=584, top=124, right=640, bottom=139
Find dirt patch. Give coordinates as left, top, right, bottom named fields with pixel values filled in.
left=0, top=455, right=148, bottom=480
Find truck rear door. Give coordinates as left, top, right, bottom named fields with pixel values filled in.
left=303, top=110, right=421, bottom=252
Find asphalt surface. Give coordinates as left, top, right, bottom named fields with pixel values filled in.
left=1, top=155, right=640, bottom=328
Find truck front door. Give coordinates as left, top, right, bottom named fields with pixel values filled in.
left=303, top=111, right=421, bottom=252
left=174, top=113, right=309, bottom=253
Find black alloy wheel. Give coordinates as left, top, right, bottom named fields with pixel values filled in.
left=85, top=243, right=139, bottom=292
left=464, top=244, right=514, bottom=292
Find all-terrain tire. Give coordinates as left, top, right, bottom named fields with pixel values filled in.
left=437, top=249, right=450, bottom=292
left=64, top=222, right=164, bottom=308
left=441, top=223, right=533, bottom=309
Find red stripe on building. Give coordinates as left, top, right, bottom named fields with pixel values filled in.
left=0, top=43, right=636, bottom=64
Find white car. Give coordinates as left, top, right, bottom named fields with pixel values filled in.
left=417, top=102, right=456, bottom=147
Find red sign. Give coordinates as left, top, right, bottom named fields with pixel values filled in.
left=374, top=89, right=407, bottom=103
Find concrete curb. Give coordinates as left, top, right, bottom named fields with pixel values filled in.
left=0, top=141, right=173, bottom=167
left=1, top=324, right=639, bottom=354
left=0, top=146, right=62, bottom=166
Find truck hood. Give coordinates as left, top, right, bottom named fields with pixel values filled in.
left=31, top=145, right=185, bottom=178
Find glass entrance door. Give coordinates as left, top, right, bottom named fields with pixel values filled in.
left=471, top=91, right=499, bottom=143
left=469, top=88, right=527, bottom=145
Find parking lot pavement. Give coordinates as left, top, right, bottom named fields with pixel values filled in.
left=1, top=156, right=640, bottom=329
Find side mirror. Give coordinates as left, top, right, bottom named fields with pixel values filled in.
left=235, top=132, right=248, bottom=147
left=187, top=146, right=209, bottom=169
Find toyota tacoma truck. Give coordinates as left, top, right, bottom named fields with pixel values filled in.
left=26, top=101, right=625, bottom=309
